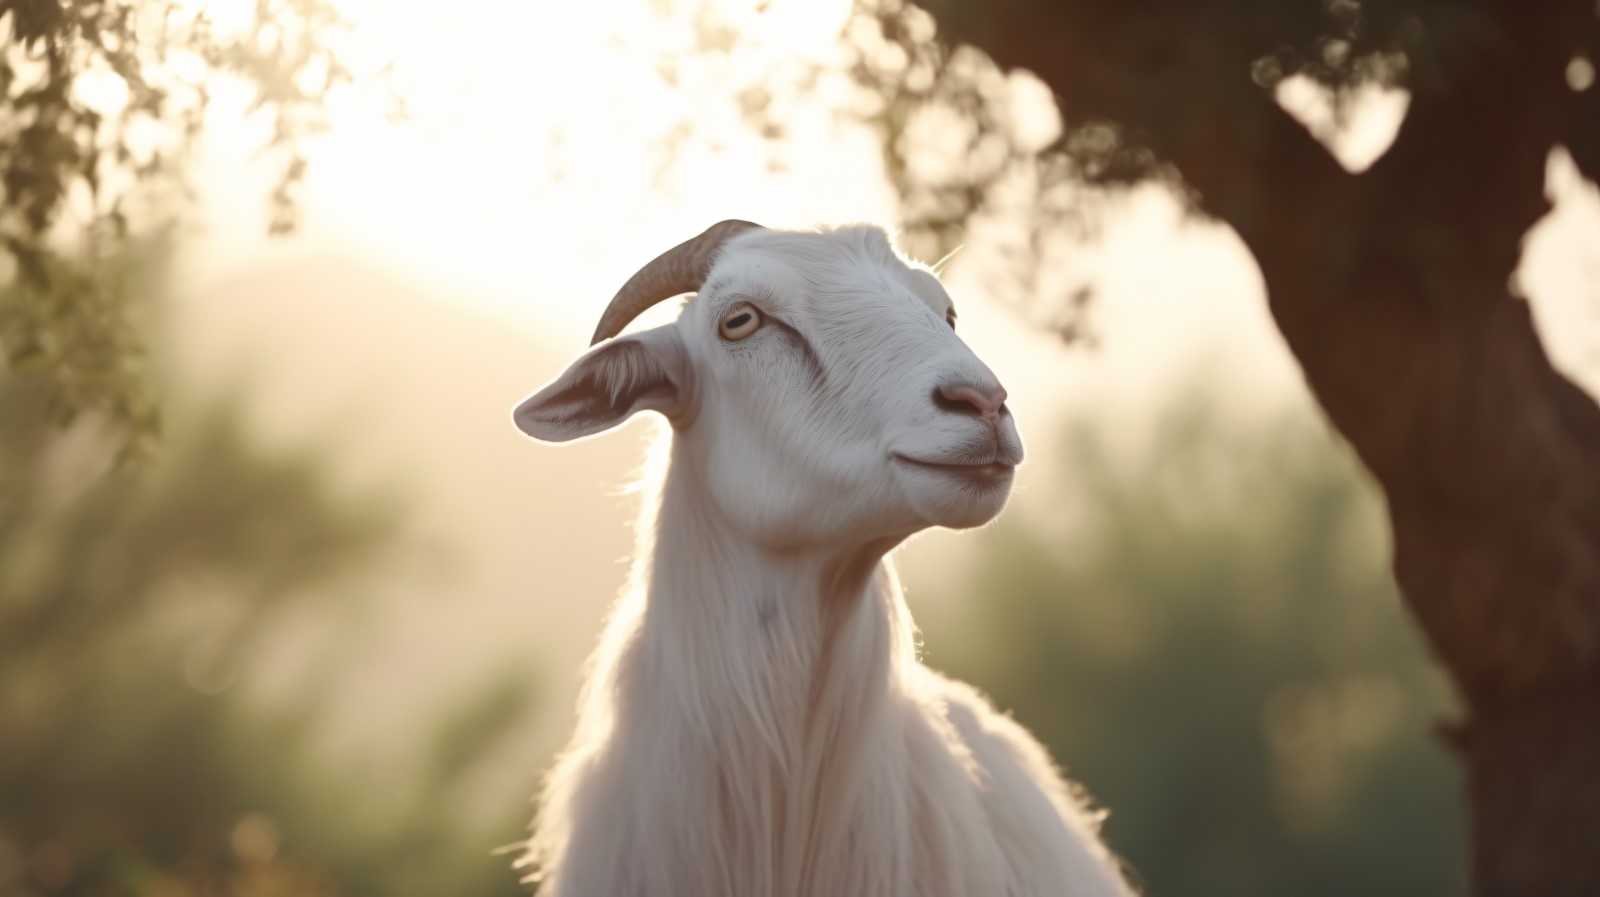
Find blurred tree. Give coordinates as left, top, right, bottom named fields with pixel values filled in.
left=0, top=8, right=527, bottom=893
left=832, top=1, right=1600, bottom=892
left=0, top=352, right=534, bottom=895
left=0, top=0, right=349, bottom=457
left=910, top=398, right=1463, bottom=896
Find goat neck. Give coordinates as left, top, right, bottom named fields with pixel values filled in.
left=621, top=437, right=919, bottom=896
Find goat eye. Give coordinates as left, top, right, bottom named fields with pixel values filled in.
left=718, top=304, right=763, bottom=341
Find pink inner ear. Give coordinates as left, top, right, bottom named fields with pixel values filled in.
left=537, top=371, right=638, bottom=424
left=514, top=339, right=680, bottom=441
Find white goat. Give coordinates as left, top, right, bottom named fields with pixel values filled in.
left=511, top=221, right=1132, bottom=897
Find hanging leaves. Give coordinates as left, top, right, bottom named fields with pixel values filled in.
left=0, top=0, right=352, bottom=458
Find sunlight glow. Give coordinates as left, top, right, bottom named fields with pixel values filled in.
left=70, top=66, right=130, bottom=117
left=1274, top=75, right=1410, bottom=174
left=1568, top=56, right=1596, bottom=92
left=182, top=0, right=1597, bottom=417
left=227, top=0, right=878, bottom=341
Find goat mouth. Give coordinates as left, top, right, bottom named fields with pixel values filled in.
left=892, top=454, right=1016, bottom=485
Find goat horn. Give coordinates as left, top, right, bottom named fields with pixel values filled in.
left=590, top=219, right=765, bottom=345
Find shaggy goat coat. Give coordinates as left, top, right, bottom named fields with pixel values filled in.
left=521, top=451, right=1130, bottom=897
left=517, top=226, right=1132, bottom=897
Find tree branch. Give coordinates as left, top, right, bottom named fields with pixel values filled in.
left=1363, top=0, right=1588, bottom=290
left=925, top=0, right=1354, bottom=251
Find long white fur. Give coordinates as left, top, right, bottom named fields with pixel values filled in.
left=512, top=225, right=1133, bottom=897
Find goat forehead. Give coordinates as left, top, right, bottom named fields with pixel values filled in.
left=702, top=232, right=948, bottom=325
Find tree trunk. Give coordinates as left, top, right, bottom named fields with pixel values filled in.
left=1254, top=223, right=1600, bottom=897
left=1246, top=9, right=1600, bottom=889
left=926, top=0, right=1600, bottom=892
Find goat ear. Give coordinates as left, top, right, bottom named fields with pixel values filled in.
left=512, top=325, right=690, bottom=443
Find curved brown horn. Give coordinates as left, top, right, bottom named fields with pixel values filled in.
left=590, top=219, right=765, bottom=345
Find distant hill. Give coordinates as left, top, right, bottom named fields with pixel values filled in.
left=162, top=249, right=652, bottom=780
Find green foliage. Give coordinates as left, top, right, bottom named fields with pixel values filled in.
left=0, top=363, right=535, bottom=897
left=912, top=397, right=1465, bottom=896
left=828, top=0, right=1600, bottom=337
left=0, top=0, right=349, bottom=454
left=843, top=0, right=1112, bottom=295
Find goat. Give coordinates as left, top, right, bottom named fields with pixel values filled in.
left=511, top=221, right=1133, bottom=897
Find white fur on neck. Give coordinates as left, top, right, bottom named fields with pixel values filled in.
left=523, top=430, right=1130, bottom=897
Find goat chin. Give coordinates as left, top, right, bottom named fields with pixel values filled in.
left=519, top=440, right=1132, bottom=897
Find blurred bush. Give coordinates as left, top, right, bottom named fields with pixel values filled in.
left=912, top=392, right=1465, bottom=896
left=0, top=359, right=533, bottom=896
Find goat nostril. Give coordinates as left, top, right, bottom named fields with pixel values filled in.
left=936, top=384, right=1008, bottom=418
left=932, top=386, right=969, bottom=415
